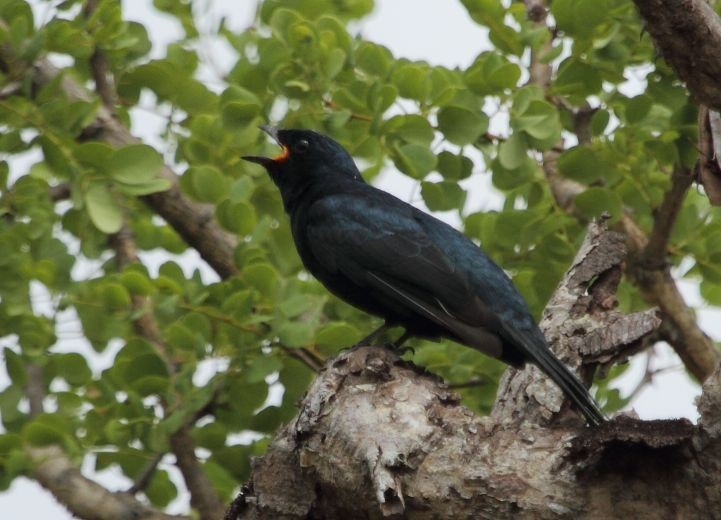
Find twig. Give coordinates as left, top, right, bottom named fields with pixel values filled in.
left=277, top=343, right=324, bottom=372
left=49, top=182, right=71, bottom=202
left=448, top=377, right=487, bottom=389
left=641, top=166, right=694, bottom=268
left=126, top=452, right=165, bottom=495
left=84, top=0, right=115, bottom=109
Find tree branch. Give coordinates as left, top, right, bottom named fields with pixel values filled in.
left=111, top=226, right=226, bottom=520
left=230, top=223, right=721, bottom=519
left=28, top=446, right=188, bottom=520
left=83, top=0, right=115, bottom=109
left=640, top=166, right=694, bottom=267
left=633, top=0, right=721, bottom=111
left=525, top=0, right=720, bottom=382
left=229, top=224, right=721, bottom=516
left=28, top=58, right=240, bottom=279
left=21, top=353, right=184, bottom=519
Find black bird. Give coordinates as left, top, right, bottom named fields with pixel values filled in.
left=243, top=125, right=605, bottom=426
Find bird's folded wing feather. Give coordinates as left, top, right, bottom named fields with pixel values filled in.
left=305, top=195, right=502, bottom=343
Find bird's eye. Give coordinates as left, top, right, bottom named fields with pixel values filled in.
left=294, top=140, right=310, bottom=154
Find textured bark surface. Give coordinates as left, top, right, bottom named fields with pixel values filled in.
left=633, top=0, right=721, bottom=112
left=229, top=221, right=721, bottom=519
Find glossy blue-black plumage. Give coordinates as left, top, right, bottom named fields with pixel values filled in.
left=243, top=128, right=604, bottom=425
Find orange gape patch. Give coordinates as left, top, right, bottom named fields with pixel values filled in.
left=274, top=146, right=289, bottom=162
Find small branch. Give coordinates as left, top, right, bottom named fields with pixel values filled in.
left=447, top=377, right=487, bottom=389
left=126, top=452, right=165, bottom=495
left=0, top=80, right=21, bottom=98
left=110, top=224, right=225, bottom=520
left=49, top=182, right=71, bottom=202
left=24, top=363, right=45, bottom=417
left=277, top=344, right=324, bottom=373
left=170, top=426, right=226, bottom=520
left=84, top=0, right=115, bottom=110
left=641, top=166, right=694, bottom=268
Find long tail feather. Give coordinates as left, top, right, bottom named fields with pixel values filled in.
left=501, top=325, right=606, bottom=426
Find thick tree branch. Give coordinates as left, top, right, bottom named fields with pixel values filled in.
left=633, top=0, right=721, bottom=111
left=493, top=219, right=660, bottom=425
left=230, top=224, right=721, bottom=518
left=28, top=445, right=187, bottom=520
left=698, top=105, right=721, bottom=205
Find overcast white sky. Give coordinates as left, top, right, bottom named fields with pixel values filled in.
left=0, top=1, right=713, bottom=517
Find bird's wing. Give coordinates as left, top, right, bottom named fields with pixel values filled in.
left=304, top=193, right=504, bottom=357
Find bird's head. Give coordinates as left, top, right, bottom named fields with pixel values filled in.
left=243, top=126, right=363, bottom=207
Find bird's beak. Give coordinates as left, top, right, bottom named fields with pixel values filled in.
left=242, top=125, right=288, bottom=166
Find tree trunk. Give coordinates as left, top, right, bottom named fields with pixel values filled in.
left=227, top=220, right=721, bottom=519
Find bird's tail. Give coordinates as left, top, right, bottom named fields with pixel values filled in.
left=501, top=325, right=606, bottom=426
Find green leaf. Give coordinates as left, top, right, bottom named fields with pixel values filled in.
left=3, top=349, right=26, bottom=386
left=101, top=282, right=131, bottom=312
left=84, top=182, right=123, bottom=234
left=356, top=41, right=393, bottom=76
left=107, top=144, right=164, bottom=185
left=392, top=64, right=429, bottom=101
left=115, top=178, right=171, bottom=195
left=574, top=187, right=622, bottom=221
left=554, top=59, right=602, bottom=99
left=421, top=181, right=467, bottom=212
left=22, top=415, right=69, bottom=447
left=192, top=422, right=227, bottom=450
left=216, top=199, right=257, bottom=235
left=498, top=133, right=527, bottom=170
left=277, top=321, right=314, bottom=347
left=551, top=0, right=608, bottom=37
left=513, top=100, right=560, bottom=140
left=188, top=165, right=228, bottom=203
left=120, top=271, right=156, bottom=295
left=624, top=95, right=653, bottom=124
left=54, top=353, right=92, bottom=386
left=247, top=355, right=282, bottom=383
left=436, top=151, right=474, bottom=180
left=391, top=143, right=437, bottom=179
left=243, top=263, right=278, bottom=297
left=315, top=322, right=362, bottom=349
left=383, top=115, right=435, bottom=146
left=146, top=469, right=177, bottom=507
left=222, top=102, right=261, bottom=130
left=557, top=146, right=606, bottom=184
left=437, top=106, right=488, bottom=146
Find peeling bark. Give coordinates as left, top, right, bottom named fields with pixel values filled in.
left=229, top=221, right=721, bottom=520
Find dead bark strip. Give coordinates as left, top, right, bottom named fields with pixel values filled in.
left=229, top=220, right=721, bottom=519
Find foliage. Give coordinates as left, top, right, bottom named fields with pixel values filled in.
left=0, top=0, right=713, bottom=513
